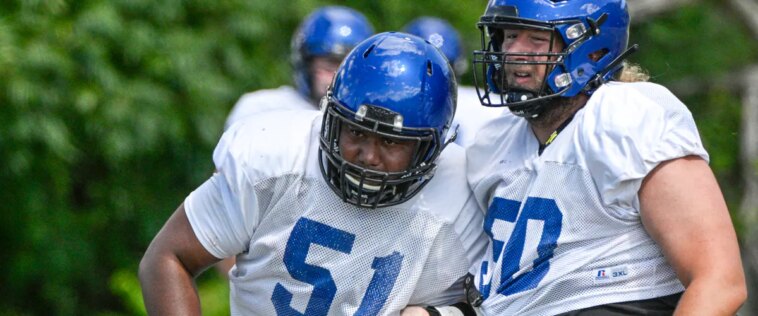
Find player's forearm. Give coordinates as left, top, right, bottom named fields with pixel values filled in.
left=139, top=253, right=203, bottom=315
left=674, top=276, right=746, bottom=316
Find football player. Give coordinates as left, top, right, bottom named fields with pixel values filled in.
left=139, top=32, right=487, bottom=315
left=421, top=0, right=746, bottom=315
left=403, top=16, right=505, bottom=147
left=216, top=6, right=373, bottom=275
left=224, top=6, right=374, bottom=130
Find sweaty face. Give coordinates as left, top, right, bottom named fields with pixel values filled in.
left=338, top=123, right=416, bottom=174
left=309, top=56, right=342, bottom=100
left=500, top=28, right=564, bottom=92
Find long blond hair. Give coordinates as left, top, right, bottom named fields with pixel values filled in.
left=618, top=61, right=650, bottom=82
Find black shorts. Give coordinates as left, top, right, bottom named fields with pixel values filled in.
left=555, top=292, right=682, bottom=316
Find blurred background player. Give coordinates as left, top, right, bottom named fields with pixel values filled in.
left=223, top=6, right=374, bottom=130
left=403, top=16, right=504, bottom=147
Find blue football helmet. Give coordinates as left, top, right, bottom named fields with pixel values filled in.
left=472, top=0, right=635, bottom=117
left=291, top=6, right=374, bottom=102
left=319, top=32, right=457, bottom=208
left=403, top=17, right=468, bottom=76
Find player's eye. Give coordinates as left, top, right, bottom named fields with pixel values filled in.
left=383, top=137, right=398, bottom=146
left=533, top=37, right=549, bottom=43
left=348, top=126, right=364, bottom=138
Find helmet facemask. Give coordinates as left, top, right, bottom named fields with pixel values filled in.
left=472, top=2, right=635, bottom=119
left=473, top=18, right=577, bottom=118
left=319, top=97, right=443, bottom=209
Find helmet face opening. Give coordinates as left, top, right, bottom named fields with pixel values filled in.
left=471, top=0, right=631, bottom=118
left=319, top=98, right=440, bottom=209
left=473, top=19, right=570, bottom=117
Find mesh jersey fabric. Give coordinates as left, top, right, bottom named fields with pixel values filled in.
left=186, top=110, right=487, bottom=315
left=224, top=85, right=316, bottom=131
left=466, top=82, right=708, bottom=315
left=450, top=85, right=506, bottom=148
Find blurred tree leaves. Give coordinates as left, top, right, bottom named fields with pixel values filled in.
left=0, top=0, right=292, bottom=314
left=633, top=3, right=756, bottom=80
left=0, top=0, right=755, bottom=314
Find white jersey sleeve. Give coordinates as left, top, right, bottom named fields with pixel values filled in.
left=451, top=86, right=505, bottom=147
left=224, top=86, right=316, bottom=131
left=185, top=110, right=322, bottom=259
left=580, top=82, right=709, bottom=217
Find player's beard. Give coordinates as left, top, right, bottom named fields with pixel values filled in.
left=526, top=95, right=585, bottom=130
left=501, top=62, right=581, bottom=124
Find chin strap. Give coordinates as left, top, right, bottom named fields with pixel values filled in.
left=505, top=89, right=561, bottom=119
left=444, top=124, right=459, bottom=146
left=505, top=89, right=538, bottom=104
left=587, top=13, right=609, bottom=36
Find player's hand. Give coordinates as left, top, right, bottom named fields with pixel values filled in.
left=400, top=306, right=430, bottom=316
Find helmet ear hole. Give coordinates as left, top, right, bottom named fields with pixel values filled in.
left=426, top=60, right=433, bottom=76
left=589, top=48, right=609, bottom=62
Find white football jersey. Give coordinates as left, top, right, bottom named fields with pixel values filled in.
left=451, top=86, right=505, bottom=147
left=186, top=110, right=487, bottom=315
left=466, top=82, right=708, bottom=315
left=224, top=85, right=315, bottom=131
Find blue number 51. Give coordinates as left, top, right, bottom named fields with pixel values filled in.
left=272, top=217, right=403, bottom=316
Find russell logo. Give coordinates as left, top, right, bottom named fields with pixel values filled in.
left=594, top=266, right=629, bottom=284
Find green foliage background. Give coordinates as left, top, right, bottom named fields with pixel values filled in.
left=0, top=0, right=755, bottom=314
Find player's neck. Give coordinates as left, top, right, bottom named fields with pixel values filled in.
left=528, top=95, right=587, bottom=144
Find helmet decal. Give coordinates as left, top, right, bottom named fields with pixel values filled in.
left=403, top=17, right=467, bottom=76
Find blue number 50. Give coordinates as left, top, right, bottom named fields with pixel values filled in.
left=481, top=197, right=563, bottom=297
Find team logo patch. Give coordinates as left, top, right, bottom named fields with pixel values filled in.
left=428, top=33, right=444, bottom=49
left=593, top=266, right=630, bottom=284
left=339, top=26, right=353, bottom=37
